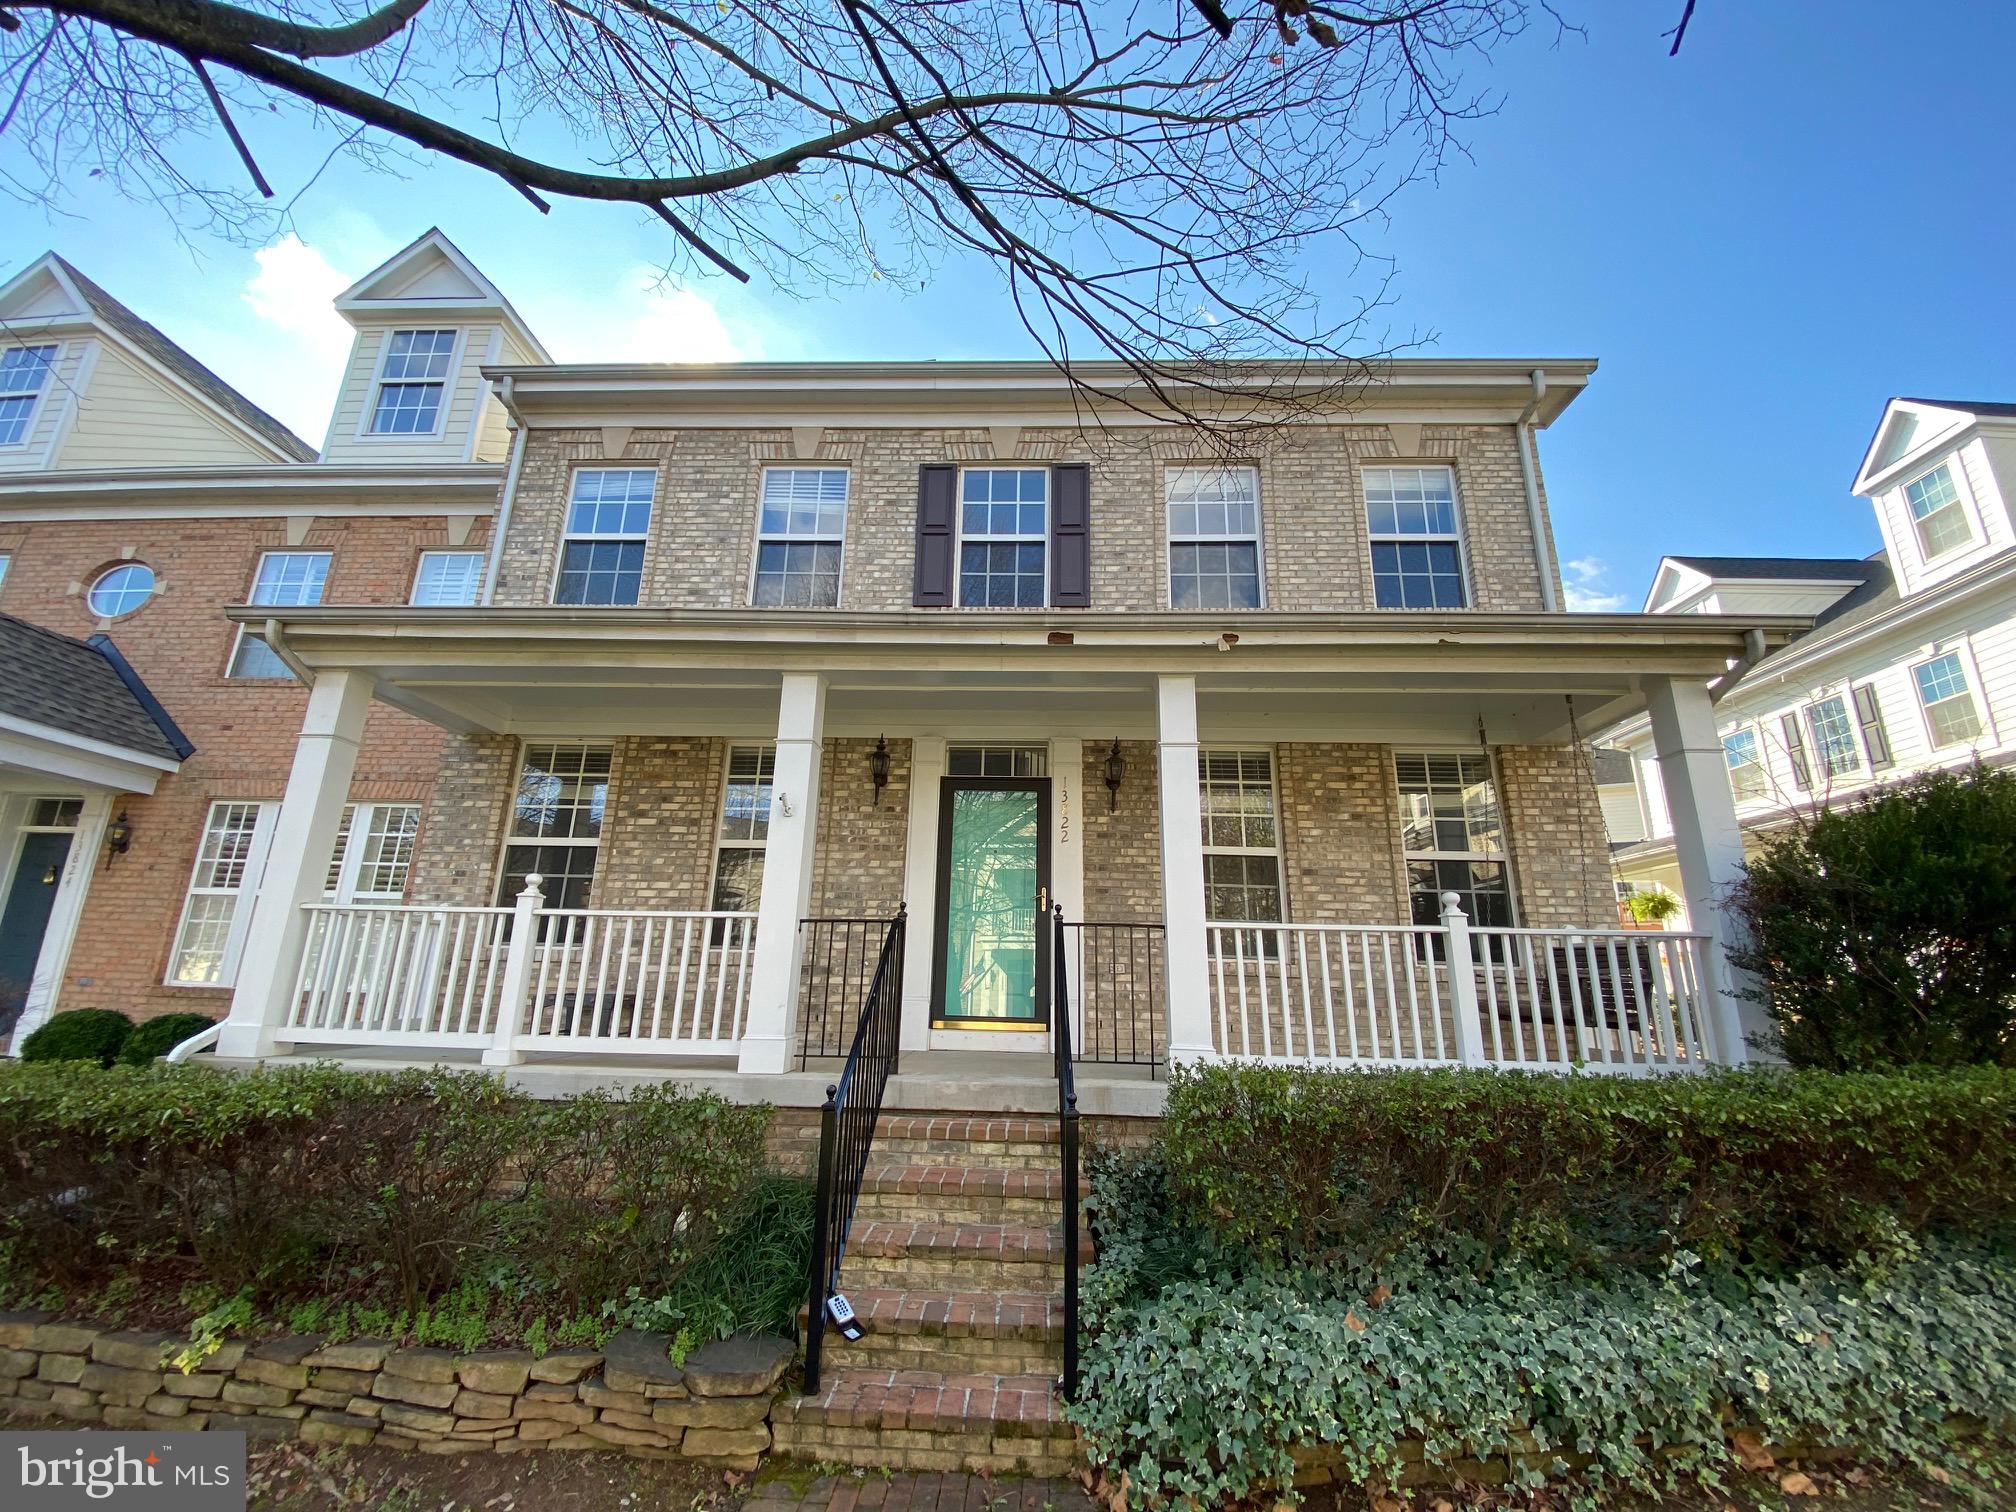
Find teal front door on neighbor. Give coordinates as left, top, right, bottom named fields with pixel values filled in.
left=932, top=778, right=1050, bottom=1028
left=0, top=830, right=70, bottom=1040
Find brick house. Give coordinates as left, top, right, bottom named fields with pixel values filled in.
left=172, top=332, right=1797, bottom=1091
left=0, top=231, right=545, bottom=1048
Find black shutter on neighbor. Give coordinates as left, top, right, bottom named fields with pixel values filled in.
left=1853, top=684, right=1894, bottom=770
left=1050, top=463, right=1091, bottom=608
left=913, top=464, right=957, bottom=607
left=1781, top=713, right=1812, bottom=792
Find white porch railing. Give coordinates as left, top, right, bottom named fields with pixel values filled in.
left=1207, top=894, right=1720, bottom=1073
left=282, top=874, right=757, bottom=1061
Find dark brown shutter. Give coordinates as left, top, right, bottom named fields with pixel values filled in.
left=1853, top=684, right=1893, bottom=770
left=1780, top=713, right=1812, bottom=792
left=1050, top=463, right=1091, bottom=608
left=913, top=464, right=957, bottom=607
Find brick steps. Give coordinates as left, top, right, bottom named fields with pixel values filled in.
left=839, top=1220, right=1087, bottom=1290
left=852, top=1163, right=1085, bottom=1224
left=803, top=1288, right=1064, bottom=1376
left=771, top=1367, right=1074, bottom=1475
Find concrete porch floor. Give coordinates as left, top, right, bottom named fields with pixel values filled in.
left=205, top=1047, right=1167, bottom=1117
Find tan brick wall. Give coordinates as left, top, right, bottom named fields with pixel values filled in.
left=1497, top=744, right=1616, bottom=927
left=597, top=737, right=729, bottom=912
left=809, top=737, right=910, bottom=918
left=404, top=734, right=519, bottom=907
left=1080, top=740, right=1161, bottom=921
left=0, top=514, right=485, bottom=1021
left=1277, top=743, right=1411, bottom=924
left=493, top=422, right=1560, bottom=614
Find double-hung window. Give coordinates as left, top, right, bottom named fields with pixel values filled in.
left=959, top=468, right=1048, bottom=607
left=411, top=550, right=485, bottom=606
left=229, top=551, right=330, bottom=678
left=1168, top=467, right=1262, bottom=609
left=1366, top=466, right=1467, bottom=609
left=168, top=801, right=278, bottom=986
left=1915, top=652, right=1984, bottom=747
left=710, top=745, right=776, bottom=914
left=1804, top=694, right=1862, bottom=779
left=555, top=468, right=654, bottom=605
left=368, top=329, right=456, bottom=435
left=1396, top=752, right=1512, bottom=931
left=0, top=344, right=56, bottom=447
left=1723, top=728, right=1767, bottom=801
left=753, top=468, right=847, bottom=607
left=325, top=804, right=422, bottom=902
left=1199, top=749, right=1284, bottom=931
left=499, top=743, right=611, bottom=911
left=1904, top=463, right=1972, bottom=560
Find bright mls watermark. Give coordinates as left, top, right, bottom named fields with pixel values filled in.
left=4, top=1431, right=245, bottom=1510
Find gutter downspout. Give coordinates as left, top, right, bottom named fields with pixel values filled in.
left=261, top=617, right=314, bottom=685
left=1515, top=369, right=1559, bottom=613
left=482, top=376, right=526, bottom=606
left=1707, top=627, right=1769, bottom=704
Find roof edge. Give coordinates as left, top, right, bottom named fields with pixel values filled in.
left=85, top=633, right=195, bottom=760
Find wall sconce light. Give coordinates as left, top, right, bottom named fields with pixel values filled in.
left=1103, top=737, right=1127, bottom=814
left=868, top=735, right=891, bottom=805
left=105, top=810, right=133, bottom=866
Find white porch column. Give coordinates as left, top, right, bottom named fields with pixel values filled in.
left=897, top=735, right=946, bottom=1053
left=219, top=669, right=374, bottom=1059
left=1644, top=675, right=1765, bottom=1063
left=1156, top=675, right=1216, bottom=1062
left=739, top=672, right=826, bottom=1074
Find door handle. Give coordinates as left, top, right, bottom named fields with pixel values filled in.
left=1037, top=886, right=1049, bottom=913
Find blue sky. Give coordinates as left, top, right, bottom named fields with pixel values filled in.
left=1, top=2, right=2009, bottom=609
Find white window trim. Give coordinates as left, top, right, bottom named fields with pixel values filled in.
left=492, top=741, right=614, bottom=909
left=1721, top=723, right=1769, bottom=804
left=0, top=341, right=62, bottom=453
left=166, top=800, right=279, bottom=988
left=706, top=740, right=777, bottom=914
left=325, top=802, right=422, bottom=903
left=551, top=466, right=658, bottom=606
left=955, top=466, right=1050, bottom=609
left=1198, top=744, right=1286, bottom=927
left=1393, top=746, right=1518, bottom=924
left=748, top=466, right=850, bottom=609
left=1362, top=463, right=1474, bottom=610
left=1801, top=690, right=1865, bottom=782
left=1910, top=645, right=1993, bottom=752
left=410, top=548, right=487, bottom=606
left=1165, top=464, right=1265, bottom=610
left=356, top=327, right=463, bottom=442
left=1900, top=459, right=1981, bottom=565
left=228, top=550, right=331, bottom=678
left=0, top=552, right=11, bottom=599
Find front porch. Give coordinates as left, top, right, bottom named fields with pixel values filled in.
left=207, top=607, right=1801, bottom=1091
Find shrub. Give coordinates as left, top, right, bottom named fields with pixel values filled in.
left=116, top=1013, right=218, bottom=1066
left=18, top=1009, right=133, bottom=1067
left=1158, top=1062, right=2016, bottom=1273
left=1729, top=764, right=2016, bottom=1068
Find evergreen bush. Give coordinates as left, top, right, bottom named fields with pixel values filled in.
left=17, top=1008, right=133, bottom=1067
left=115, top=1012, right=217, bottom=1065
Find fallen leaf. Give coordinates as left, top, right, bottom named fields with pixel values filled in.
left=1368, top=1495, right=1404, bottom=1512
left=1733, top=1430, right=1777, bottom=1472
left=1430, top=1499, right=1455, bottom=1512
left=1108, top=1469, right=1130, bottom=1512
left=1368, top=1284, right=1394, bottom=1310
left=1926, top=1466, right=1953, bottom=1486
left=1779, top=1470, right=1818, bottom=1496
left=1345, top=1311, right=1367, bottom=1332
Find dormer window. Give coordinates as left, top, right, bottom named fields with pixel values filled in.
left=368, top=329, right=457, bottom=435
left=0, top=344, right=57, bottom=447
left=1904, top=462, right=1973, bottom=560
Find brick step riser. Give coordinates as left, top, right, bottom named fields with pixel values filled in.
left=820, top=1334, right=1064, bottom=1377
left=852, top=1192, right=1065, bottom=1224
left=769, top=1426, right=1076, bottom=1476
left=859, top=1141, right=1059, bottom=1170
left=840, top=1256, right=1066, bottom=1291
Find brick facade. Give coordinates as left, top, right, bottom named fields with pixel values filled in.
left=0, top=513, right=485, bottom=1021
left=1495, top=744, right=1617, bottom=927
left=1277, top=742, right=1412, bottom=924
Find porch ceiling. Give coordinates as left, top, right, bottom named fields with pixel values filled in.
left=232, top=607, right=1809, bottom=745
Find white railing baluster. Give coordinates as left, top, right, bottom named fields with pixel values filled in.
left=1296, top=931, right=1317, bottom=1061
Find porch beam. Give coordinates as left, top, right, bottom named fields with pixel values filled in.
left=739, top=672, right=827, bottom=1074
left=1644, top=675, right=1766, bottom=1063
left=1156, top=675, right=1217, bottom=1064
left=218, top=668, right=374, bottom=1059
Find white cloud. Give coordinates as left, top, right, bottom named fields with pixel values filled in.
left=1562, top=555, right=1629, bottom=613
left=226, top=232, right=370, bottom=444
left=537, top=265, right=756, bottom=364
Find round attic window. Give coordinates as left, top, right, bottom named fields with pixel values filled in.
left=87, top=562, right=156, bottom=618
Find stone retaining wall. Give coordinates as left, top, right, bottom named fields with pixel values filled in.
left=0, top=1314, right=791, bottom=1471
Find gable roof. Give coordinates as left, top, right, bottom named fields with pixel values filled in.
left=1895, top=398, right=2016, bottom=419
left=335, top=228, right=549, bottom=360
left=1854, top=396, right=2016, bottom=495
left=0, top=613, right=193, bottom=764
left=48, top=256, right=318, bottom=463
left=1663, top=555, right=1874, bottom=581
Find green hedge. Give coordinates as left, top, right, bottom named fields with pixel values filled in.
left=116, top=1013, right=217, bottom=1066
left=1159, top=1062, right=2016, bottom=1272
left=19, top=1009, right=134, bottom=1067
left=0, top=1062, right=780, bottom=1331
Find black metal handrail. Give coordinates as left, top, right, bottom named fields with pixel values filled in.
left=1050, top=904, right=1081, bottom=1400
left=1060, top=920, right=1166, bottom=1073
left=802, top=904, right=905, bottom=1396
left=796, top=915, right=899, bottom=1067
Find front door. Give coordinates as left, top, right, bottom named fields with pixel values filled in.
left=0, top=831, right=72, bottom=1039
left=932, top=778, right=1050, bottom=1029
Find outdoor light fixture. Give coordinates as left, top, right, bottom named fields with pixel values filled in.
left=869, top=735, right=891, bottom=804
left=105, top=810, right=133, bottom=865
left=1103, top=737, right=1127, bottom=813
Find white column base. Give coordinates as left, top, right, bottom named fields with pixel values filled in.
left=735, top=1033, right=792, bottom=1076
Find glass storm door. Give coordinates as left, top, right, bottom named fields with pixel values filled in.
left=932, top=778, right=1050, bottom=1027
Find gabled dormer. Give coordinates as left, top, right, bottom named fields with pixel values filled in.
left=0, top=254, right=315, bottom=472
left=1642, top=554, right=1884, bottom=619
left=320, top=229, right=549, bottom=465
left=1853, top=398, right=2016, bottom=598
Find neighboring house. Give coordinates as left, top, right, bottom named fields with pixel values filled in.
left=0, top=230, right=547, bottom=1047
left=1604, top=397, right=2016, bottom=918
left=191, top=352, right=1800, bottom=1085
